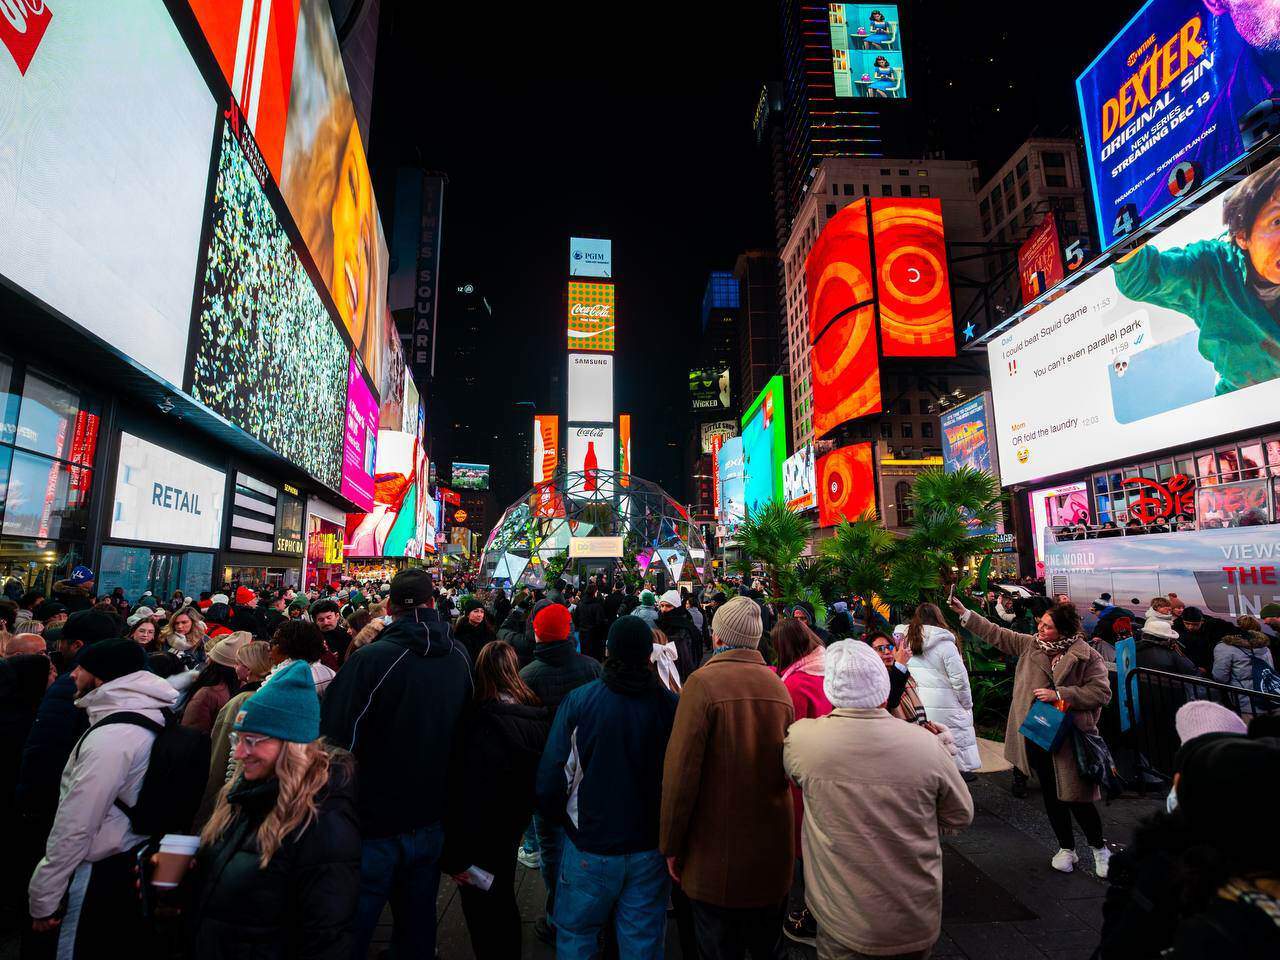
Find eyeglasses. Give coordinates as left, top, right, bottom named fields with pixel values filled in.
left=871, top=644, right=893, bottom=653
left=229, top=732, right=273, bottom=751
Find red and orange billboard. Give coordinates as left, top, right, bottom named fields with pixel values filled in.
left=533, top=414, right=559, bottom=484
left=817, top=444, right=875, bottom=528
left=618, top=414, right=632, bottom=487
left=811, top=305, right=881, bottom=440
left=870, top=198, right=955, bottom=357
left=805, top=200, right=873, bottom=343
left=1017, top=210, right=1066, bottom=304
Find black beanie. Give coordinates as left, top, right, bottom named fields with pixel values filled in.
left=61, top=609, right=120, bottom=645
left=79, top=639, right=147, bottom=683
left=1178, top=737, right=1280, bottom=865
left=606, top=615, right=654, bottom=666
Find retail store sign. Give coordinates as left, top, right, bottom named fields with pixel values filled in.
left=569, top=536, right=624, bottom=559
left=111, top=433, right=226, bottom=549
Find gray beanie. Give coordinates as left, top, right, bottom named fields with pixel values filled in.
left=712, top=596, right=762, bottom=649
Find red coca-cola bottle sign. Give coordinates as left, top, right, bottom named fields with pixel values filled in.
left=1, top=1, right=53, bottom=76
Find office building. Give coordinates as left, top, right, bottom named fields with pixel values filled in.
left=733, top=251, right=784, bottom=405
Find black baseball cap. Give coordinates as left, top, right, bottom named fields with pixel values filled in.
left=390, top=569, right=434, bottom=607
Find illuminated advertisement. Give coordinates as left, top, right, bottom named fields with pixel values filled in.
left=344, top=428, right=430, bottom=558
left=452, top=463, right=490, bottom=491
left=689, top=367, right=731, bottom=411
left=989, top=157, right=1280, bottom=486
left=940, top=393, right=1001, bottom=537
left=570, top=237, right=612, bottom=278
left=0, top=0, right=217, bottom=388
left=191, top=124, right=347, bottom=489
left=829, top=4, right=906, bottom=99
left=1077, top=0, right=1280, bottom=249
left=717, top=436, right=746, bottom=527
left=700, top=420, right=738, bottom=454
left=618, top=414, right=632, bottom=486
left=567, top=426, right=615, bottom=495
left=1029, top=482, right=1090, bottom=576
left=812, top=305, right=882, bottom=439
left=783, top=445, right=817, bottom=512
left=340, top=356, right=378, bottom=511
left=871, top=199, right=955, bottom=357
left=567, top=281, right=616, bottom=352
left=1018, top=211, right=1066, bottom=303
left=567, top=353, right=614, bottom=422
left=111, top=433, right=227, bottom=549
left=806, top=201, right=874, bottom=343
left=741, top=376, right=786, bottom=516
left=379, top=309, right=407, bottom=430
left=817, top=444, right=876, bottom=528
left=533, top=414, right=559, bottom=483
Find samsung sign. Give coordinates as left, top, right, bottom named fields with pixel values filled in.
left=111, top=433, right=226, bottom=549
left=569, top=237, right=612, bottom=278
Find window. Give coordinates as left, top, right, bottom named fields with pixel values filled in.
left=1006, top=194, right=1016, bottom=215
left=979, top=198, right=990, bottom=217
left=862, top=183, right=870, bottom=196
left=1046, top=173, right=1068, bottom=187
left=1015, top=157, right=1029, bottom=177
left=843, top=183, right=856, bottom=196
left=826, top=204, right=837, bottom=217
left=900, top=184, right=911, bottom=197
left=880, top=168, right=891, bottom=176
left=832, top=183, right=839, bottom=195
left=880, top=422, right=893, bottom=439
left=881, top=184, right=893, bottom=196
left=898, top=169, right=909, bottom=177
left=1019, top=179, right=1030, bottom=201
left=895, top=481, right=913, bottom=527
left=1043, top=151, right=1066, bottom=167
left=901, top=422, right=913, bottom=438
left=990, top=185, right=1003, bottom=210
left=921, top=421, right=934, bottom=439
left=917, top=169, right=929, bottom=177
left=919, top=185, right=931, bottom=197
left=1002, top=171, right=1015, bottom=191
left=899, top=398, right=912, bottom=414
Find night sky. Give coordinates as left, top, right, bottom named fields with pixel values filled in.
left=368, top=1, right=1135, bottom=504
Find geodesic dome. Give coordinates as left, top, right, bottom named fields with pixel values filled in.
left=478, top=469, right=711, bottom=589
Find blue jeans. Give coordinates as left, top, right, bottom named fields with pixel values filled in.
left=533, top=813, right=564, bottom=922
left=554, top=836, right=669, bottom=960
left=350, top=822, right=444, bottom=960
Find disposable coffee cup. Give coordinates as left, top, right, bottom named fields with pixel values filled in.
left=152, top=834, right=200, bottom=888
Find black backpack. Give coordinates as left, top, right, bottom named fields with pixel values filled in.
left=77, top=710, right=212, bottom=837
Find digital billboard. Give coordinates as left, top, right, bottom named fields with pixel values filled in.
left=1029, top=482, right=1089, bottom=576
left=828, top=4, right=907, bottom=99
left=870, top=199, right=955, bottom=357
left=1018, top=211, right=1066, bottom=304
left=817, top=444, right=876, bottom=528
left=345, top=428, right=430, bottom=558
left=783, top=445, right=816, bottom=512
left=940, top=394, right=1000, bottom=478
left=700, top=420, right=738, bottom=454
left=567, top=353, right=614, bottom=422
left=811, top=305, right=882, bottom=439
left=1077, top=0, right=1280, bottom=249
left=618, top=414, right=632, bottom=484
left=689, top=367, right=731, bottom=411
left=806, top=200, right=874, bottom=343
left=717, top=436, right=746, bottom=527
left=452, top=463, right=490, bottom=491
left=570, top=237, right=612, bottom=278
left=567, top=281, right=616, bottom=352
left=0, top=0, right=217, bottom=388
left=378, top=309, right=407, bottom=430
left=567, top=426, right=615, bottom=494
left=340, top=356, right=378, bottom=511
left=111, top=433, right=226, bottom=549
left=741, top=376, right=786, bottom=516
left=988, top=156, right=1280, bottom=486
left=190, top=123, right=347, bottom=490
left=533, top=414, right=559, bottom=484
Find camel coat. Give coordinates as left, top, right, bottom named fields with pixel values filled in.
left=962, top=610, right=1111, bottom=803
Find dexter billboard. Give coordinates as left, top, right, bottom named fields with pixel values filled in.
left=570, top=237, right=612, bottom=278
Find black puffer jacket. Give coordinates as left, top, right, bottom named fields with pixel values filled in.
left=519, top=640, right=602, bottom=715
left=0, top=655, right=50, bottom=812
left=190, top=755, right=361, bottom=960
left=1134, top=638, right=1198, bottom=674
left=497, top=607, right=534, bottom=665
left=656, top=607, right=702, bottom=682
left=15, top=655, right=88, bottom=818
left=573, top=595, right=609, bottom=660
left=441, top=699, right=550, bottom=875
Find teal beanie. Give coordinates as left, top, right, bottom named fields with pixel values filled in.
left=233, top=660, right=319, bottom=743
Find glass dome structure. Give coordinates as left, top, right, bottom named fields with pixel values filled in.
left=478, top=469, right=711, bottom=589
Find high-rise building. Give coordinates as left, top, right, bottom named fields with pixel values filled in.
left=700, top=271, right=741, bottom=411
left=733, top=251, right=783, bottom=404
left=432, top=282, right=491, bottom=478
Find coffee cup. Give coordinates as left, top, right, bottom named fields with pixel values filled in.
left=152, top=834, right=200, bottom=888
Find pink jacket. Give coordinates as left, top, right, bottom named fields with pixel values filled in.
left=779, top=648, right=833, bottom=851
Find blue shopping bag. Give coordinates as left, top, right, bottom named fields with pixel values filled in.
left=1018, top=698, right=1071, bottom=753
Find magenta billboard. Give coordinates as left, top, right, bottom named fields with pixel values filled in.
left=340, top=355, right=378, bottom=511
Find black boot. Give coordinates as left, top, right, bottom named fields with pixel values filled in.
left=1011, top=768, right=1029, bottom=798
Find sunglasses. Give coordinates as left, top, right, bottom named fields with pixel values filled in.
left=871, top=643, right=893, bottom=653
left=229, top=732, right=273, bottom=751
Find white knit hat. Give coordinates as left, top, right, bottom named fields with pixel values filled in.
left=1142, top=618, right=1180, bottom=641
left=659, top=589, right=682, bottom=608
left=824, top=639, right=891, bottom=708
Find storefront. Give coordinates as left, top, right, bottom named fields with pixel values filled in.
left=220, top=471, right=304, bottom=591
left=304, top=496, right=347, bottom=589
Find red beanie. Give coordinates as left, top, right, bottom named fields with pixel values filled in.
left=533, top=603, right=572, bottom=643
left=235, top=586, right=257, bottom=606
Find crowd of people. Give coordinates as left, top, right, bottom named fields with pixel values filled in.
left=0, top=564, right=1276, bottom=959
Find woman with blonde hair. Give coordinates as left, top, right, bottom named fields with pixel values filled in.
left=190, top=660, right=360, bottom=957
left=161, top=606, right=207, bottom=662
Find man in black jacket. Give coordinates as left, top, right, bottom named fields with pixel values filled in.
left=573, top=584, right=608, bottom=661
left=1174, top=606, right=1233, bottom=674
left=656, top=590, right=702, bottom=682
left=320, top=569, right=471, bottom=960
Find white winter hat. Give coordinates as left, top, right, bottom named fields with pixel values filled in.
left=210, top=593, right=230, bottom=606
left=659, top=589, right=682, bottom=608
left=824, top=639, right=891, bottom=709
left=1142, top=618, right=1180, bottom=641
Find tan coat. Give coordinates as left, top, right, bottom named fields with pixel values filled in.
left=963, top=610, right=1111, bottom=802
left=784, top=708, right=974, bottom=955
left=660, top=648, right=795, bottom=908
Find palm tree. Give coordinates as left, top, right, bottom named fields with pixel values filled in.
left=731, top=500, right=811, bottom=602
left=819, top=514, right=896, bottom=627
left=901, top=466, right=1003, bottom=605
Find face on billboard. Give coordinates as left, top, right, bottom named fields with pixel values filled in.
left=871, top=199, right=955, bottom=357
left=689, top=367, right=731, bottom=411
left=111, top=433, right=226, bottom=549
left=191, top=124, right=348, bottom=490
left=828, top=4, right=907, bottom=98
left=717, top=436, right=746, bottom=526
left=784, top=445, right=816, bottom=512
left=567, top=281, right=616, bottom=352
left=989, top=157, right=1280, bottom=486
left=1018, top=211, right=1066, bottom=304
left=570, top=237, right=612, bottom=278
left=452, top=463, right=490, bottom=491
left=567, top=353, right=614, bottom=422
left=344, top=429, right=428, bottom=557
left=1077, top=0, right=1280, bottom=249
left=378, top=309, right=406, bottom=430
left=0, top=1, right=217, bottom=388
left=806, top=200, right=874, bottom=343
left=533, top=415, right=559, bottom=484
left=817, top=444, right=875, bottom=528
left=340, top=356, right=378, bottom=511
left=811, top=304, right=882, bottom=439
left=741, top=377, right=786, bottom=515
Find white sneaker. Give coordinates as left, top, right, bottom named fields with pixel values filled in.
left=1051, top=848, right=1078, bottom=873
left=1091, top=845, right=1111, bottom=879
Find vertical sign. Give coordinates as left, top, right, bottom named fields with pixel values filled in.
left=1018, top=211, right=1066, bottom=303
left=412, top=174, right=445, bottom=384
left=618, top=413, right=631, bottom=487
left=533, top=414, right=559, bottom=483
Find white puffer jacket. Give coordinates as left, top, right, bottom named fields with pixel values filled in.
left=894, top=624, right=981, bottom=772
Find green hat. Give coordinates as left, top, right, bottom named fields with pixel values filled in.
left=1260, top=603, right=1280, bottom=619
left=287, top=597, right=310, bottom=613
left=233, top=661, right=318, bottom=743
left=639, top=590, right=656, bottom=607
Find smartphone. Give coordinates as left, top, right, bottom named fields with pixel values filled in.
left=947, top=584, right=956, bottom=604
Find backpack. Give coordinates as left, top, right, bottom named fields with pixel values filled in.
left=1248, top=654, right=1280, bottom=696
left=78, top=710, right=212, bottom=837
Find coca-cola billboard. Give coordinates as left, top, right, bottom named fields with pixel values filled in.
left=0, top=0, right=52, bottom=75
left=567, top=280, right=616, bottom=352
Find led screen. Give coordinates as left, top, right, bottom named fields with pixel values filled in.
left=700, top=420, right=738, bottom=455
left=817, top=444, right=875, bottom=528
left=618, top=413, right=632, bottom=483
left=1029, top=482, right=1089, bottom=576
left=1077, top=0, right=1280, bottom=250
left=806, top=200, right=873, bottom=343
left=784, top=445, right=816, bottom=512
left=0, top=0, right=217, bottom=387
left=111, top=433, right=227, bottom=549
left=741, top=376, right=786, bottom=515
left=570, top=237, right=612, bottom=278
left=811, top=305, right=881, bottom=439
left=452, top=463, right=490, bottom=491
left=988, top=157, right=1280, bottom=486
left=190, top=123, right=347, bottom=489
left=1018, top=211, right=1066, bottom=304
left=871, top=198, right=955, bottom=357
left=378, top=308, right=406, bottom=429
left=828, top=4, right=907, bottom=99
left=340, top=355, right=378, bottom=511
left=567, top=426, right=615, bottom=496
left=716, top=436, right=746, bottom=527
left=689, top=367, right=731, bottom=411
left=940, top=393, right=1001, bottom=537
left=567, top=353, right=614, bottom=422
left=344, top=429, right=429, bottom=557
left=533, top=415, right=559, bottom=483
left=567, top=281, right=616, bottom=352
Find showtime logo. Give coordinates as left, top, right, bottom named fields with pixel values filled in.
left=1, top=0, right=52, bottom=75
left=571, top=303, right=612, bottom=318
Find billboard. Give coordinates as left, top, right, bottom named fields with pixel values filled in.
left=812, top=305, right=882, bottom=439
left=190, top=123, right=347, bottom=490
left=570, top=237, right=612, bottom=278
left=344, top=428, right=430, bottom=558
left=111, top=433, right=226, bottom=549
left=806, top=200, right=874, bottom=343
left=828, top=4, right=907, bottom=99
left=567, top=353, right=614, bottom=423
left=1029, top=482, right=1090, bottom=576
left=741, top=376, right=786, bottom=516
left=689, top=367, right=731, bottom=411
left=0, top=0, right=217, bottom=388
left=717, top=436, right=746, bottom=527
left=989, top=157, right=1280, bottom=486
left=452, top=463, right=490, bottom=491
left=1077, top=0, right=1280, bottom=249
left=817, top=444, right=876, bottom=528
left=567, top=281, right=616, bottom=352
left=618, top=414, right=632, bottom=483
left=1018, top=211, right=1066, bottom=303
left=567, top=426, right=615, bottom=494
left=700, top=420, right=738, bottom=454
left=871, top=199, right=955, bottom=357
left=940, top=394, right=1000, bottom=478
left=533, top=414, right=559, bottom=483
left=783, top=445, right=817, bottom=512
left=340, top=356, right=378, bottom=511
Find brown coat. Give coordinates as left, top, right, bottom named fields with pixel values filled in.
left=963, top=610, right=1111, bottom=803
left=660, top=648, right=795, bottom=908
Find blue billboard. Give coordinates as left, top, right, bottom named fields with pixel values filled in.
left=717, top=436, right=745, bottom=528
left=569, top=237, right=612, bottom=278
left=1077, top=0, right=1280, bottom=250
left=939, top=393, right=1000, bottom=537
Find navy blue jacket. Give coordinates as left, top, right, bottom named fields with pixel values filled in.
left=16, top=651, right=88, bottom=818
left=536, top=679, right=678, bottom=855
